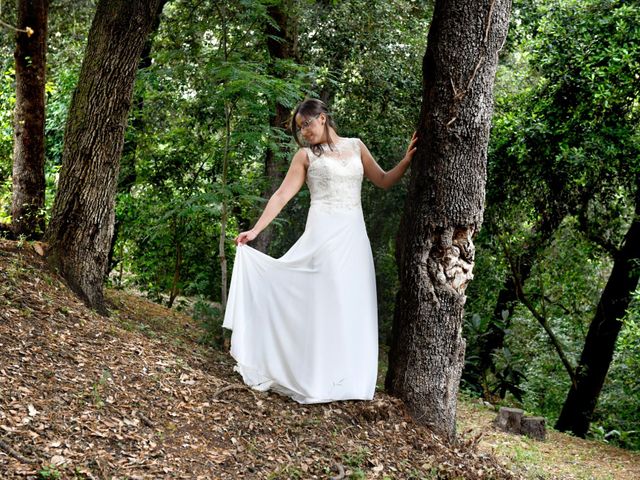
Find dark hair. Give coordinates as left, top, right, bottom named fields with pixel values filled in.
left=290, top=98, right=338, bottom=156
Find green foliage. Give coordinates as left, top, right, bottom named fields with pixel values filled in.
left=110, top=0, right=310, bottom=300
left=0, top=6, right=16, bottom=192
left=105, top=0, right=432, bottom=316
left=488, top=0, right=639, bottom=228
left=338, top=446, right=370, bottom=479
left=267, top=465, right=304, bottom=480
left=592, top=291, right=640, bottom=450
left=193, top=298, right=227, bottom=348
left=0, top=65, right=15, bottom=223
left=37, top=466, right=61, bottom=480
left=0, top=1, right=94, bottom=223
left=90, top=369, right=112, bottom=409
left=464, top=0, right=640, bottom=448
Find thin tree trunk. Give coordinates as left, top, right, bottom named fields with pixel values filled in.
left=385, top=0, right=511, bottom=442
left=252, top=0, right=299, bottom=254
left=219, top=101, right=232, bottom=310
left=217, top=4, right=232, bottom=311
left=45, top=0, right=165, bottom=314
left=11, top=0, right=49, bottom=239
left=168, top=223, right=182, bottom=309
left=555, top=180, right=640, bottom=437
left=508, top=251, right=576, bottom=382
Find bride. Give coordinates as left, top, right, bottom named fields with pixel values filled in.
left=223, top=98, right=417, bottom=404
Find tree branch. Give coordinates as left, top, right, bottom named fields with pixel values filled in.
left=502, top=241, right=577, bottom=384
left=576, top=213, right=619, bottom=258
left=0, top=18, right=32, bottom=35
left=484, top=0, right=497, bottom=43
left=446, top=0, right=498, bottom=125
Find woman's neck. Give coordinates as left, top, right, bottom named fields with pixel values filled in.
left=319, top=129, right=340, bottom=145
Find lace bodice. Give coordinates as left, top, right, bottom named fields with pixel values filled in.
left=305, top=137, right=363, bottom=212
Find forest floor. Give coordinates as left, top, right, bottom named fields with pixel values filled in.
left=1, top=239, right=639, bottom=480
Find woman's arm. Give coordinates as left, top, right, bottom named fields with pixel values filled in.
left=235, top=148, right=308, bottom=245
left=361, top=133, right=417, bottom=190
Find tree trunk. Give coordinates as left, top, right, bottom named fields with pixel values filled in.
left=108, top=0, right=167, bottom=275
left=252, top=0, right=299, bottom=254
left=45, top=0, right=165, bottom=314
left=555, top=180, right=640, bottom=437
left=11, top=0, right=49, bottom=239
left=219, top=101, right=232, bottom=311
left=119, top=0, right=167, bottom=193
left=385, top=0, right=511, bottom=442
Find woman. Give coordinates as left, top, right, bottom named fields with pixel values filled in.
left=223, top=98, right=417, bottom=403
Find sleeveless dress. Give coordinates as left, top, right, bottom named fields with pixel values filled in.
left=222, top=137, right=378, bottom=404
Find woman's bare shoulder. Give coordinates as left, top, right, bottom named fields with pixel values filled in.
left=292, top=147, right=310, bottom=168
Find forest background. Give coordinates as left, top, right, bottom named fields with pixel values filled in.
left=1, top=0, right=638, bottom=452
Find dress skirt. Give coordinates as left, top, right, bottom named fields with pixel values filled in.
left=222, top=203, right=378, bottom=404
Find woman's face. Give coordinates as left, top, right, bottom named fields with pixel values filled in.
left=296, top=112, right=325, bottom=144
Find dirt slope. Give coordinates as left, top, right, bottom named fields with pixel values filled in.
left=1, top=239, right=637, bottom=479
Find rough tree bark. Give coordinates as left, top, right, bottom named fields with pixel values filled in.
left=119, top=0, right=167, bottom=193
left=108, top=0, right=167, bottom=275
left=385, top=0, right=511, bottom=442
left=253, top=0, right=299, bottom=254
left=45, top=0, right=165, bottom=314
left=11, top=0, right=49, bottom=239
left=555, top=179, right=640, bottom=437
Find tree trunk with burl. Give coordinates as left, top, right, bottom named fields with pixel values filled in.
left=45, top=0, right=165, bottom=314
left=385, top=0, right=511, bottom=442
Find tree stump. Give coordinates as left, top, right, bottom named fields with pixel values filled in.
left=494, top=407, right=524, bottom=433
left=521, top=416, right=546, bottom=440
left=494, top=408, right=547, bottom=441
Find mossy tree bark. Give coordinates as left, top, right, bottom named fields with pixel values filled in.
left=385, top=0, right=511, bottom=442
left=45, top=0, right=165, bottom=314
left=11, top=0, right=49, bottom=239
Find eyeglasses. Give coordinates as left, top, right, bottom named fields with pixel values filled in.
left=299, top=114, right=321, bottom=130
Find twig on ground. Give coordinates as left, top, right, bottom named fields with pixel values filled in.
left=0, top=437, right=40, bottom=464
left=212, top=383, right=250, bottom=399
left=137, top=411, right=155, bottom=428
left=329, top=462, right=346, bottom=480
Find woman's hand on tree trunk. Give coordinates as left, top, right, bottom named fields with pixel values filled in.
left=402, top=131, right=418, bottom=164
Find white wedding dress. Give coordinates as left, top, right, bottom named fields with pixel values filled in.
left=222, top=137, right=378, bottom=404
